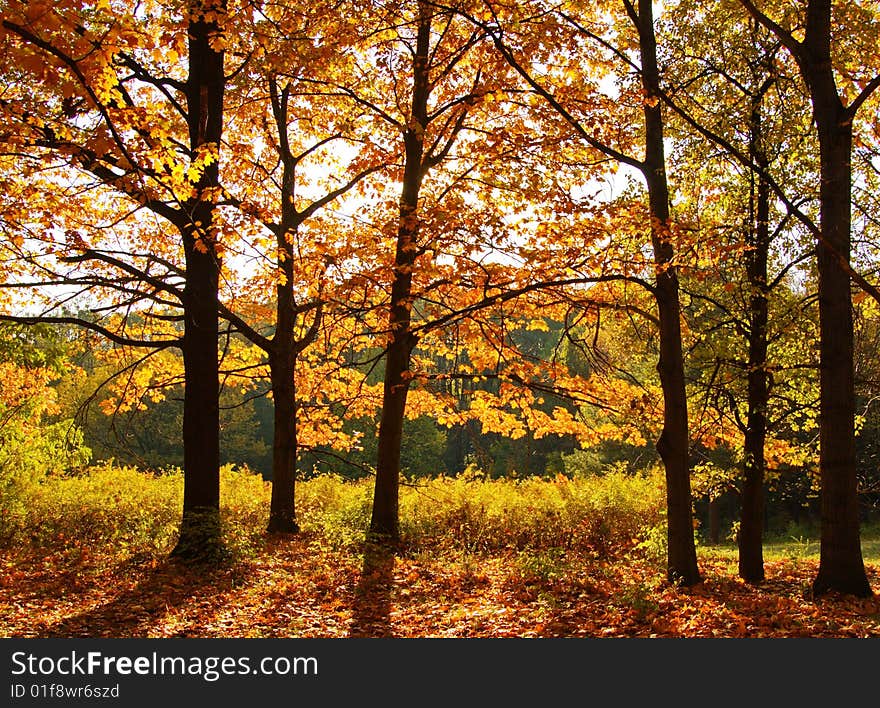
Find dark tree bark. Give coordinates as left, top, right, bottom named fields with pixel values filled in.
left=369, top=6, right=430, bottom=542
left=802, top=1, right=868, bottom=596
left=267, top=340, right=300, bottom=533
left=738, top=90, right=771, bottom=584
left=708, top=497, right=721, bottom=546
left=811, top=112, right=869, bottom=596
left=264, top=78, right=307, bottom=535
left=228, top=75, right=372, bottom=535
left=2, top=0, right=229, bottom=562
left=443, top=423, right=469, bottom=474
left=171, top=0, right=226, bottom=561
left=265, top=225, right=321, bottom=533
left=634, top=0, right=701, bottom=586
left=479, top=0, right=701, bottom=584
left=253, top=69, right=388, bottom=534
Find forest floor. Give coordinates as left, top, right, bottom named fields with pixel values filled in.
left=3, top=535, right=880, bottom=638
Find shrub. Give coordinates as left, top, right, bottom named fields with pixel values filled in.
left=0, top=463, right=271, bottom=560
left=1, top=462, right=666, bottom=562
left=395, top=466, right=666, bottom=557
left=0, top=462, right=181, bottom=554
left=297, top=474, right=373, bottom=548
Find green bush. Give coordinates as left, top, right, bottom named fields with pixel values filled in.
left=393, top=466, right=666, bottom=557
left=0, top=419, right=91, bottom=536
left=297, top=474, right=374, bottom=548
left=0, top=462, right=666, bottom=562
left=0, top=462, right=180, bottom=553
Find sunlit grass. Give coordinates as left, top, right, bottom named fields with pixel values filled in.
left=699, top=527, right=880, bottom=565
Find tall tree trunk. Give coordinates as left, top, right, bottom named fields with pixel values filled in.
left=175, top=231, right=222, bottom=559
left=370, top=170, right=421, bottom=540
left=636, top=0, right=701, bottom=586
left=801, top=1, right=870, bottom=597
left=369, top=4, right=430, bottom=543
left=172, top=0, right=225, bottom=561
left=266, top=287, right=321, bottom=534
left=811, top=115, right=869, bottom=596
left=371, top=318, right=415, bottom=541
left=266, top=83, right=302, bottom=535
left=739, top=94, right=770, bottom=584
left=265, top=219, right=322, bottom=533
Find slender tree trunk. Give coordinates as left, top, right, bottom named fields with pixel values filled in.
left=739, top=244, right=768, bottom=581
left=266, top=87, right=301, bottom=535
left=369, top=5, right=430, bottom=543
left=801, top=1, right=870, bottom=597
left=267, top=344, right=299, bottom=533
left=444, top=423, right=468, bottom=474
left=708, top=497, right=721, bottom=546
left=266, top=286, right=321, bottom=534
left=371, top=321, right=415, bottom=540
left=371, top=192, right=420, bottom=540
left=172, top=0, right=225, bottom=561
left=264, top=79, right=314, bottom=536
left=636, top=0, right=701, bottom=586
left=263, top=218, right=322, bottom=533
left=739, top=96, right=770, bottom=584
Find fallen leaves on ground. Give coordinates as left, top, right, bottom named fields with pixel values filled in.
left=1, top=538, right=879, bottom=638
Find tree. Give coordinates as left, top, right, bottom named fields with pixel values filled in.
left=739, top=0, right=878, bottom=596
left=631, top=0, right=701, bottom=585
left=662, top=0, right=818, bottom=582
left=216, top=4, right=386, bottom=533
left=368, top=0, right=436, bottom=541
left=452, top=0, right=702, bottom=584
left=340, top=0, right=522, bottom=542
left=1, top=0, right=229, bottom=560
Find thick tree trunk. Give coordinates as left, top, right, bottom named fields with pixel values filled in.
left=739, top=98, right=769, bottom=584
left=801, top=1, right=870, bottom=597
left=171, top=1, right=225, bottom=561
left=369, top=4, right=430, bottom=543
left=175, top=236, right=222, bottom=560
left=811, top=119, right=869, bottom=596
left=637, top=0, right=701, bottom=586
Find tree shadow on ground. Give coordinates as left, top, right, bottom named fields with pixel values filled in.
left=348, top=542, right=395, bottom=637
left=41, top=556, right=248, bottom=637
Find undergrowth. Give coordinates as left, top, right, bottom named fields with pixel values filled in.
left=0, top=462, right=667, bottom=564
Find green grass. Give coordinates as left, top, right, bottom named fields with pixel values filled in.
left=699, top=527, right=880, bottom=564
left=862, top=534, right=880, bottom=563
